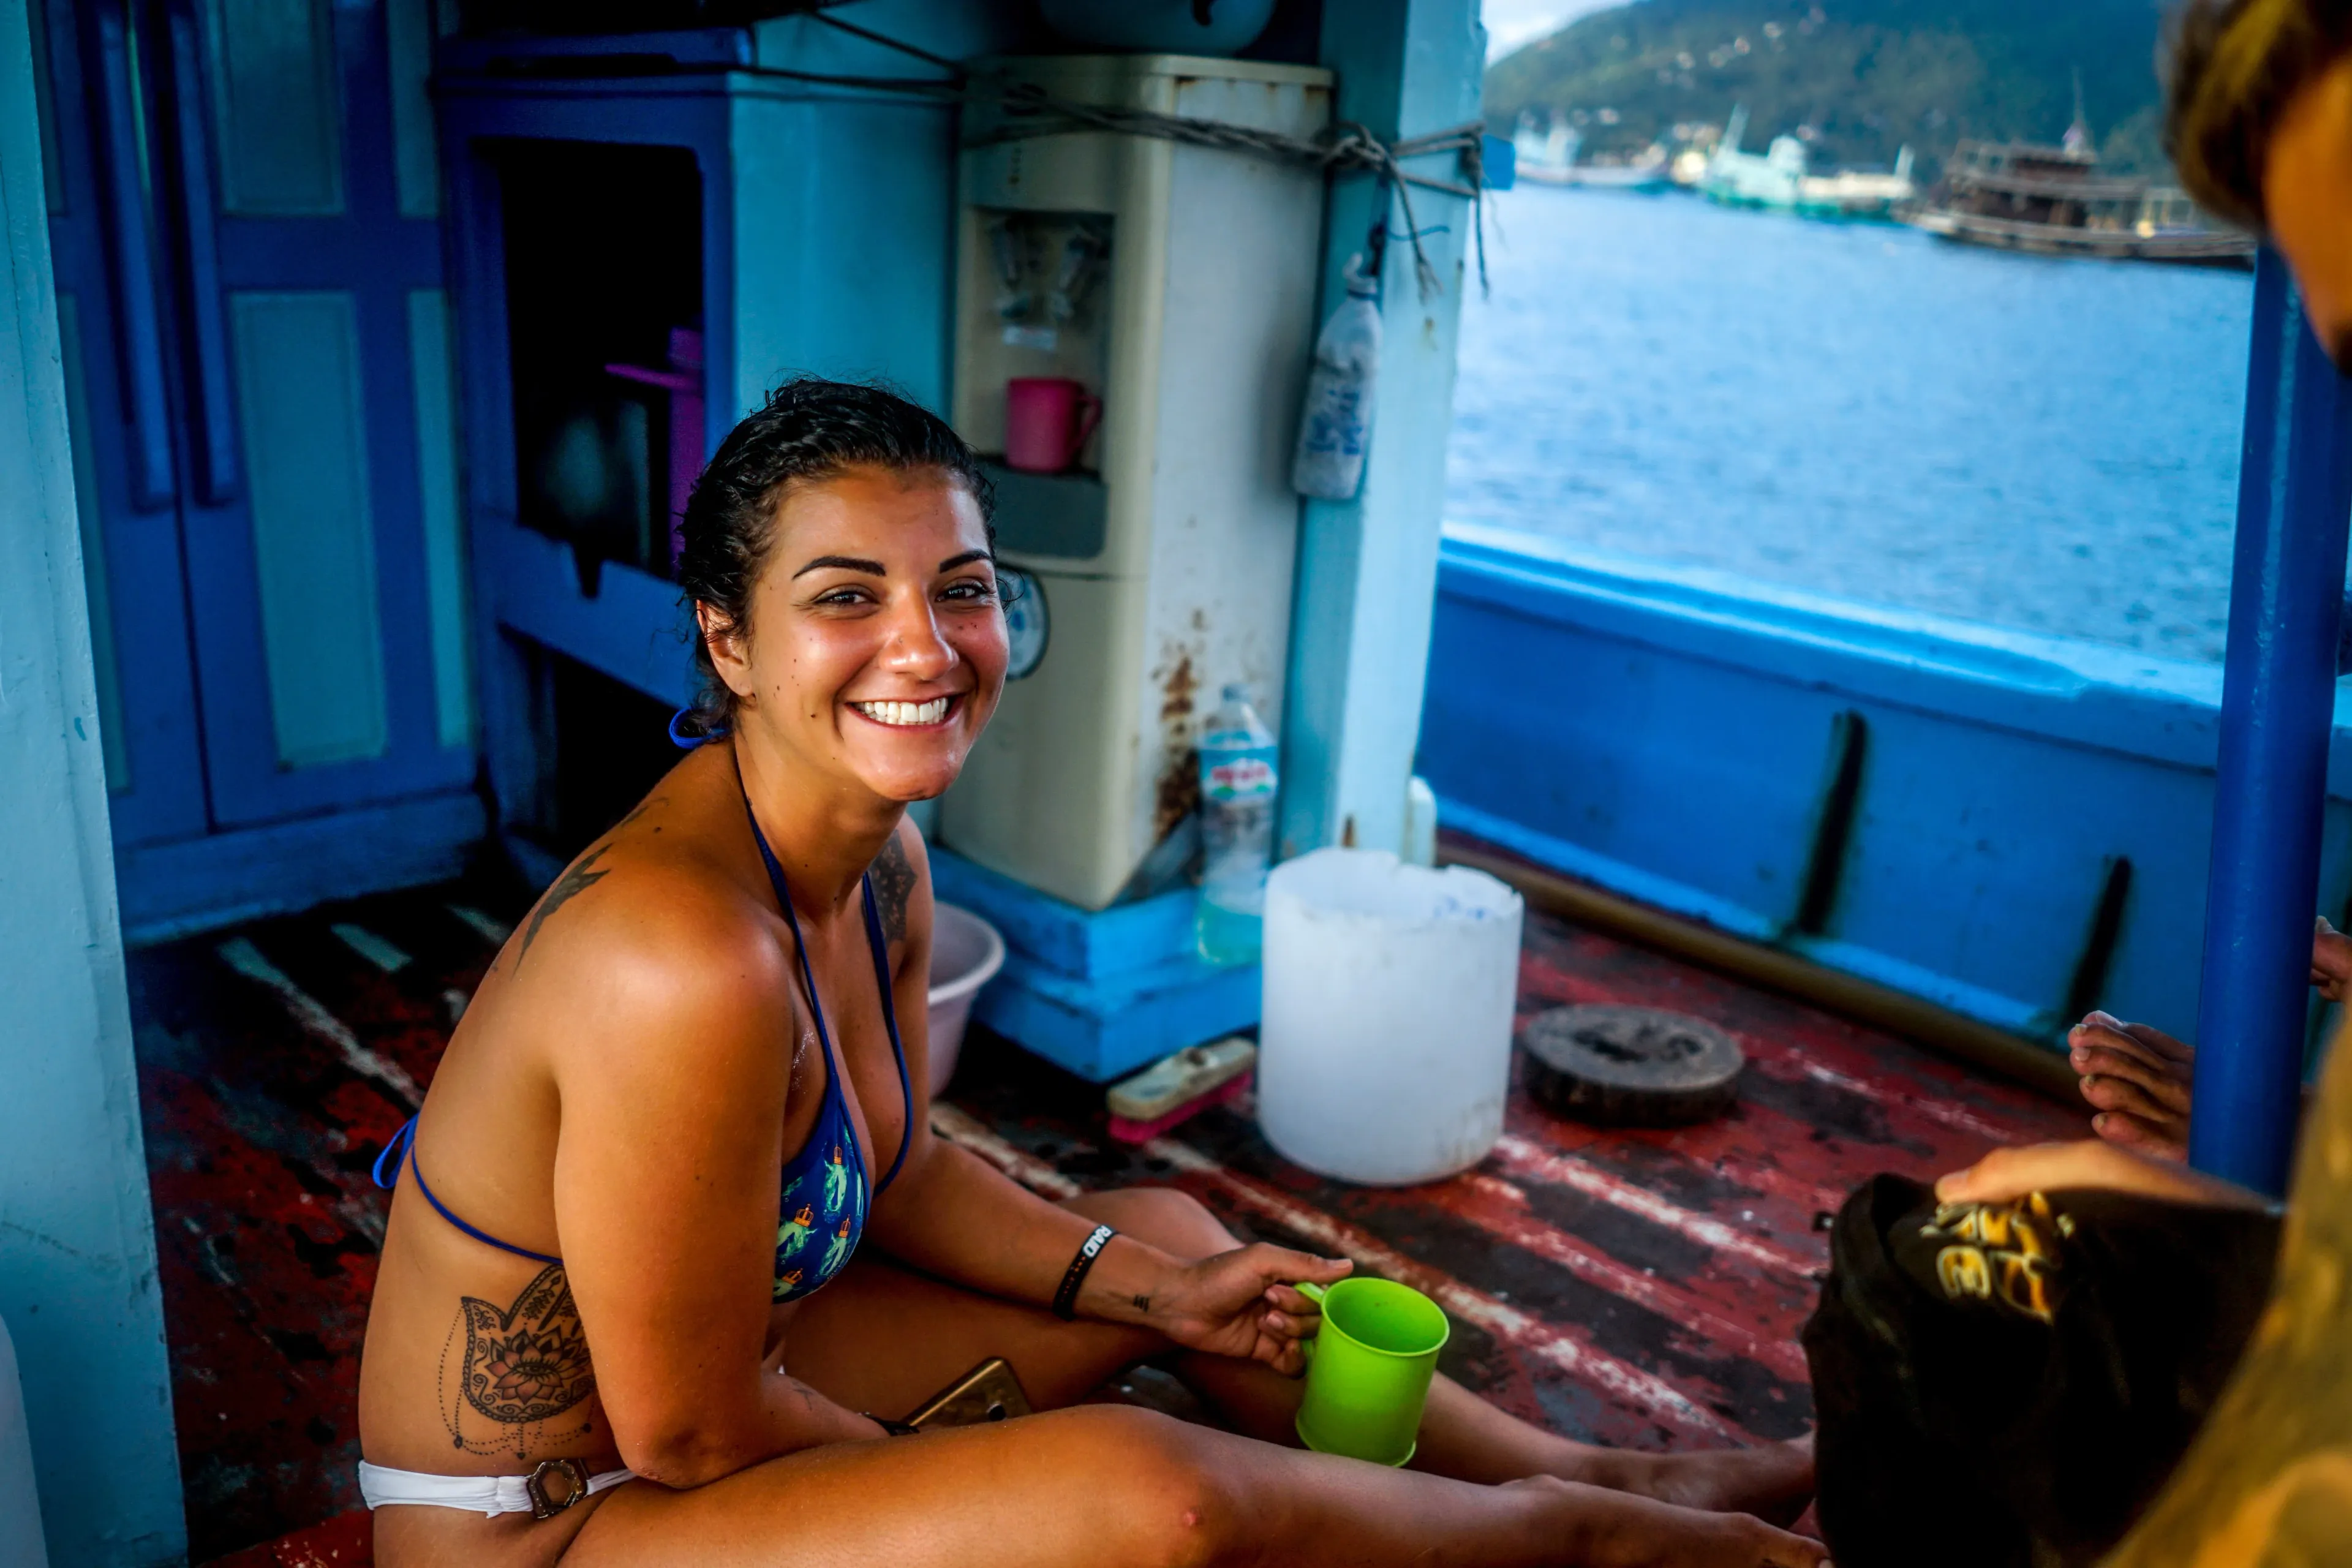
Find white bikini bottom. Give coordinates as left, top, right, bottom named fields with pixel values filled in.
left=358, top=1458, right=636, bottom=1518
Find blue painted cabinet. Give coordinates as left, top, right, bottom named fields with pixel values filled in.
left=431, top=22, right=992, bottom=868
left=33, top=0, right=480, bottom=935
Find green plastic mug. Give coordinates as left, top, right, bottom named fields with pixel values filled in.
left=1292, top=1278, right=1450, bottom=1466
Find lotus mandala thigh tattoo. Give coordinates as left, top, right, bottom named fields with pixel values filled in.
left=458, top=1263, right=595, bottom=1423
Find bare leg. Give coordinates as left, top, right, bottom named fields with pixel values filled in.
left=556, top=1404, right=1825, bottom=1568
left=785, top=1186, right=1811, bottom=1523
left=1177, top=1350, right=1813, bottom=1521
left=1087, top=1191, right=1812, bottom=1523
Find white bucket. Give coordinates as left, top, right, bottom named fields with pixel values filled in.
left=926, top=903, right=1005, bottom=1099
left=1258, top=849, right=1524, bottom=1185
left=0, top=1314, right=48, bottom=1568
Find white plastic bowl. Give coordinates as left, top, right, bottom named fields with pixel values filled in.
left=926, top=902, right=1005, bottom=1098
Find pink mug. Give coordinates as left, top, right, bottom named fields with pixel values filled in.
left=1005, top=377, right=1102, bottom=473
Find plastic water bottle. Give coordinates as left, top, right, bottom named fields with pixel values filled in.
left=1196, top=684, right=1280, bottom=965
left=1291, top=255, right=1382, bottom=500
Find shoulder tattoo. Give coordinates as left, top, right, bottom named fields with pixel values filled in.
left=870, top=832, right=916, bottom=946
left=514, top=799, right=664, bottom=969
left=516, top=846, right=611, bottom=970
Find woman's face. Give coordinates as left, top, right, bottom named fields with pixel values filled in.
left=2269, top=56, right=2352, bottom=370
left=708, top=464, right=1007, bottom=804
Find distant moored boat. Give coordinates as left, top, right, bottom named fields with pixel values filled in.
left=1905, top=140, right=2254, bottom=268
left=1512, top=112, right=1674, bottom=192
left=1698, top=105, right=1915, bottom=220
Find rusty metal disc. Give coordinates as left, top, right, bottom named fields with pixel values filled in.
left=1520, top=1004, right=1746, bottom=1127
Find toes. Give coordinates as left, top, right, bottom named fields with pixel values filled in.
left=2092, top=1112, right=2188, bottom=1162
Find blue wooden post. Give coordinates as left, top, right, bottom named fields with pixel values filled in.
left=0, top=0, right=186, bottom=1558
left=2190, top=246, right=2352, bottom=1194
left=1278, top=0, right=1485, bottom=859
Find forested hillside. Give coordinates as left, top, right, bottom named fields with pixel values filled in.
left=1484, top=0, right=2172, bottom=176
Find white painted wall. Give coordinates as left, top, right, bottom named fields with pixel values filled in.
left=0, top=1, right=186, bottom=1560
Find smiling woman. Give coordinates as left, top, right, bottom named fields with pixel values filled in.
left=670, top=377, right=1004, bottom=753
left=352, top=377, right=1823, bottom=1568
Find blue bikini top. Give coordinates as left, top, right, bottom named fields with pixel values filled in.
left=375, top=791, right=914, bottom=1305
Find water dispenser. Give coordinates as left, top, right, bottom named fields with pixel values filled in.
left=936, top=53, right=1333, bottom=911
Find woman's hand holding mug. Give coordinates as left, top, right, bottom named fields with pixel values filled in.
left=1139, top=1245, right=1352, bottom=1374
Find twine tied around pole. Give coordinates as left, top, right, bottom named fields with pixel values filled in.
left=753, top=6, right=1493, bottom=298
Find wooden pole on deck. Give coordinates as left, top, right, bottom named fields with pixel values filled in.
left=0, top=0, right=187, bottom=1556
left=2192, top=247, right=2352, bottom=1196
left=1278, top=0, right=1485, bottom=861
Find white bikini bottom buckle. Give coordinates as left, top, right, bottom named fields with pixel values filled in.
left=525, top=1458, right=591, bottom=1519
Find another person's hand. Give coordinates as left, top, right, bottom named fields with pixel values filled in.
left=2069, top=1011, right=2195, bottom=1161
left=1142, top=1245, right=1353, bottom=1374
left=1935, top=1138, right=2272, bottom=1212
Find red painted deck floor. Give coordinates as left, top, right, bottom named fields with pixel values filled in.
left=127, top=856, right=2084, bottom=1564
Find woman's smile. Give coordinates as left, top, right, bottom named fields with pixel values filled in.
left=846, top=695, right=961, bottom=729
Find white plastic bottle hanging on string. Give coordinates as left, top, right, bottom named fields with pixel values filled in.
left=1291, top=254, right=1382, bottom=500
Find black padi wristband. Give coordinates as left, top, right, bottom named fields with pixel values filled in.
left=1052, top=1224, right=1117, bottom=1320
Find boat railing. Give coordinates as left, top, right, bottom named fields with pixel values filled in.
left=1951, top=137, right=2100, bottom=168
left=1420, top=521, right=2352, bottom=1069
left=1948, top=170, right=2152, bottom=203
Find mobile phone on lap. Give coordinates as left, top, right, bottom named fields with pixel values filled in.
left=905, top=1357, right=1035, bottom=1430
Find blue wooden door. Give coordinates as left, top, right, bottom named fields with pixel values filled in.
left=32, top=0, right=475, bottom=849
left=32, top=0, right=209, bottom=847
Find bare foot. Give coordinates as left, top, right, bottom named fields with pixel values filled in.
left=1536, top=1479, right=1827, bottom=1567
left=2070, top=1011, right=2193, bottom=1160
left=1607, top=1436, right=1816, bottom=1528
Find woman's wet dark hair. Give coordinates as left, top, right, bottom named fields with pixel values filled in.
left=674, top=376, right=996, bottom=740
left=2166, top=0, right=2352, bottom=233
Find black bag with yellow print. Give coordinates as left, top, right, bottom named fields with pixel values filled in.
left=1801, top=1174, right=2279, bottom=1568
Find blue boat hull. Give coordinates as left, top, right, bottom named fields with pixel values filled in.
left=1419, top=522, right=2352, bottom=1058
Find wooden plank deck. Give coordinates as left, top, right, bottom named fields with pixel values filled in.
left=127, top=861, right=2083, bottom=1564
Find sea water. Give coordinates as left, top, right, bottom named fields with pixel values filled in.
left=1447, top=186, right=2257, bottom=663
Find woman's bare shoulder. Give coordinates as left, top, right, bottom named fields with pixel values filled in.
left=489, top=791, right=793, bottom=1051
